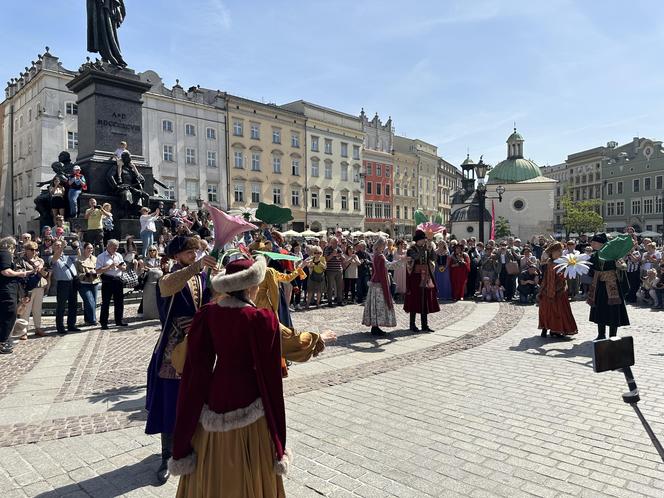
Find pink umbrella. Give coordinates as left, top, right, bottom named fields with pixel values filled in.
left=206, top=203, right=258, bottom=249
left=417, top=222, right=445, bottom=239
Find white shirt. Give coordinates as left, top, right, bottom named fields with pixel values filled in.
left=642, top=251, right=661, bottom=271
left=96, top=250, right=125, bottom=278
left=140, top=214, right=157, bottom=233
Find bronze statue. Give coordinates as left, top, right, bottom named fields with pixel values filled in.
left=87, top=0, right=127, bottom=68
left=107, top=151, right=148, bottom=216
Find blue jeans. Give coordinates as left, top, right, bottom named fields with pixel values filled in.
left=140, top=230, right=154, bottom=257
left=68, top=189, right=82, bottom=217
left=79, top=283, right=99, bottom=324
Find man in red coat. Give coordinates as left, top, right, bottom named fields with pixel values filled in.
left=404, top=230, right=440, bottom=332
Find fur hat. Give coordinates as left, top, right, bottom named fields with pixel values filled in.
left=413, top=229, right=426, bottom=242
left=166, top=236, right=199, bottom=258
left=212, top=256, right=267, bottom=294
left=590, top=233, right=608, bottom=244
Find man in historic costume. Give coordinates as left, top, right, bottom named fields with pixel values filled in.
left=145, top=235, right=217, bottom=484
left=87, top=0, right=127, bottom=67
left=586, top=233, right=630, bottom=340
left=405, top=229, right=440, bottom=332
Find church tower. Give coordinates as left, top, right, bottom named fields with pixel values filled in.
left=506, top=128, right=524, bottom=159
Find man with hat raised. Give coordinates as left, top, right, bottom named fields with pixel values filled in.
left=586, top=233, right=630, bottom=340
left=405, top=229, right=440, bottom=332
left=145, top=235, right=218, bottom=484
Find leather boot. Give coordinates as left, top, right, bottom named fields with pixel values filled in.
left=595, top=325, right=606, bottom=341
left=410, top=313, right=419, bottom=332
left=421, top=313, right=433, bottom=332
left=157, top=432, right=173, bottom=484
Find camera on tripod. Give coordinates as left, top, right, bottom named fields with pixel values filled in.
left=592, top=336, right=638, bottom=403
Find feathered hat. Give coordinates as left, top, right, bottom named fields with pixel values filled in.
left=211, top=256, right=267, bottom=294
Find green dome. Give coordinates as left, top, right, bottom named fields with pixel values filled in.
left=461, top=155, right=475, bottom=166
left=487, top=157, right=542, bottom=184
left=507, top=131, right=523, bottom=142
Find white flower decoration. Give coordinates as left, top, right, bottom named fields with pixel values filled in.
left=554, top=252, right=593, bottom=279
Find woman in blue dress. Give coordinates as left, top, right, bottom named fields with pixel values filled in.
left=434, top=240, right=452, bottom=301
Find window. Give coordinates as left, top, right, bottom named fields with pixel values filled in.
left=375, top=203, right=383, bottom=218
left=396, top=206, right=401, bottom=219
left=233, top=120, right=243, bottom=136
left=250, top=123, right=260, bottom=140
left=341, top=195, right=348, bottom=210
left=376, top=183, right=382, bottom=196
left=656, top=197, right=663, bottom=213
left=67, top=131, right=78, bottom=149
left=251, top=184, right=261, bottom=203
left=311, top=136, right=319, bottom=152
left=251, top=153, right=261, bottom=171
left=325, top=192, right=332, bottom=209
left=366, top=164, right=372, bottom=176
left=325, top=162, right=332, bottom=179
left=207, top=151, right=217, bottom=168
left=207, top=184, right=218, bottom=203
left=291, top=159, right=300, bottom=176
left=234, top=151, right=244, bottom=169
left=645, top=177, right=652, bottom=191
left=311, top=192, right=319, bottom=208
left=644, top=198, right=654, bottom=214
left=186, top=148, right=196, bottom=165
left=617, top=181, right=623, bottom=194
left=291, top=189, right=300, bottom=207
left=607, top=183, right=613, bottom=195
left=164, top=178, right=176, bottom=200
left=353, top=166, right=360, bottom=183
left=341, top=163, right=348, bottom=181
left=616, top=201, right=625, bottom=216
left=206, top=127, right=216, bottom=140
left=385, top=166, right=390, bottom=177
left=377, top=165, right=382, bottom=177
left=311, top=159, right=319, bottom=177
left=365, top=202, right=373, bottom=218
left=633, top=179, right=640, bottom=193
left=385, top=184, right=390, bottom=196
left=28, top=109, right=32, bottom=122
left=185, top=124, right=196, bottom=136
left=291, top=133, right=300, bottom=148
left=163, top=145, right=174, bottom=162
left=411, top=186, right=416, bottom=198
left=324, top=139, right=332, bottom=154
left=513, top=199, right=525, bottom=210
left=163, top=120, right=173, bottom=133
left=396, top=184, right=400, bottom=196
left=366, top=182, right=372, bottom=194
left=384, top=204, right=392, bottom=219
left=272, top=129, right=281, bottom=144
left=341, top=142, right=348, bottom=157
left=234, top=183, right=245, bottom=203
left=273, top=156, right=282, bottom=174
left=353, top=145, right=360, bottom=160
left=657, top=176, right=663, bottom=190
left=632, top=199, right=641, bottom=215
left=353, top=195, right=360, bottom=211
left=185, top=180, right=199, bottom=201
left=65, top=102, right=78, bottom=115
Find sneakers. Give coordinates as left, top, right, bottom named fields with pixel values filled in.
left=0, top=342, right=13, bottom=354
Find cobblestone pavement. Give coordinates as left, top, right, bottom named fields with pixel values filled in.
left=1, top=300, right=664, bottom=497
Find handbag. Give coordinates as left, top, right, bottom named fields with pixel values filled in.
left=158, top=314, right=193, bottom=379
left=506, top=261, right=520, bottom=275
left=121, top=268, right=139, bottom=289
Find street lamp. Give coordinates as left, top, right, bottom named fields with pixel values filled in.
left=474, top=159, right=505, bottom=243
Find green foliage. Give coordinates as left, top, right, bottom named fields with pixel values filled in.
left=561, top=195, right=604, bottom=235
left=494, top=216, right=512, bottom=238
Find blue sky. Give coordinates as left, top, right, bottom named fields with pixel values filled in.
left=3, top=0, right=664, bottom=167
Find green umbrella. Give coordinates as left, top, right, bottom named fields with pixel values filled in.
left=598, top=234, right=634, bottom=261
left=414, top=210, right=428, bottom=225
left=255, top=202, right=293, bottom=224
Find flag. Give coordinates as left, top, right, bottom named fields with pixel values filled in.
left=490, top=200, right=496, bottom=240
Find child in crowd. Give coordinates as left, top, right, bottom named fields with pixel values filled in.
left=491, top=280, right=505, bottom=301
left=114, top=141, right=129, bottom=178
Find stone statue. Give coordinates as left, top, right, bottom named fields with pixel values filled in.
left=34, top=151, right=77, bottom=227
left=87, top=0, right=127, bottom=68
left=50, top=151, right=75, bottom=184
left=107, top=151, right=148, bottom=216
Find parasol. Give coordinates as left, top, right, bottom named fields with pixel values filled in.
left=255, top=202, right=293, bottom=225
left=598, top=234, right=634, bottom=261
left=414, top=210, right=428, bottom=225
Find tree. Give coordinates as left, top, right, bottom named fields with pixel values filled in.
left=494, top=216, right=512, bottom=238
left=561, top=195, right=604, bottom=235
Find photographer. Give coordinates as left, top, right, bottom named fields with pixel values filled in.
left=323, top=237, right=344, bottom=307
left=96, top=239, right=128, bottom=330
left=84, top=198, right=109, bottom=248
left=517, top=264, right=540, bottom=304
left=67, top=165, right=87, bottom=219
left=49, top=239, right=80, bottom=334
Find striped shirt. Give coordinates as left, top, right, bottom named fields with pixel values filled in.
left=323, top=246, right=343, bottom=272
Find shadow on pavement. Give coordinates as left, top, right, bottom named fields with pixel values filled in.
left=35, top=455, right=165, bottom=498
left=509, top=335, right=594, bottom=368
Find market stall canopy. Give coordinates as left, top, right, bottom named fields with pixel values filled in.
left=639, top=230, right=661, bottom=238
left=282, top=229, right=301, bottom=237
left=301, top=229, right=318, bottom=237
left=351, top=231, right=364, bottom=237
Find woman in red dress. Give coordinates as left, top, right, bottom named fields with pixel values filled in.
left=539, top=242, right=578, bottom=338
left=449, top=244, right=471, bottom=301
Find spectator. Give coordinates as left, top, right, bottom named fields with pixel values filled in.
left=67, top=165, right=87, bottom=218
left=355, top=241, right=371, bottom=303
left=76, top=242, right=100, bottom=326
left=1, top=237, right=34, bottom=354
left=519, top=247, right=538, bottom=270
left=102, top=203, right=115, bottom=245
left=641, top=242, right=661, bottom=274
left=84, top=198, right=106, bottom=247
left=517, top=265, right=540, bottom=304
left=497, top=241, right=519, bottom=300
left=323, top=238, right=344, bottom=307
left=139, top=206, right=161, bottom=257
left=305, top=246, right=326, bottom=308
left=434, top=240, right=452, bottom=301
left=96, top=239, right=128, bottom=330
left=49, top=176, right=66, bottom=221
left=449, top=243, right=471, bottom=301
left=49, top=239, right=80, bottom=334
left=18, top=241, right=49, bottom=338
left=342, top=245, right=360, bottom=304
left=625, top=245, right=642, bottom=303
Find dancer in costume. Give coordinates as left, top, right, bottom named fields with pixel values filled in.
left=538, top=242, right=578, bottom=338
left=405, top=230, right=440, bottom=332
left=434, top=240, right=452, bottom=301
left=169, top=256, right=289, bottom=498
left=587, top=233, right=630, bottom=340
left=145, top=236, right=217, bottom=484
left=362, top=236, right=397, bottom=336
